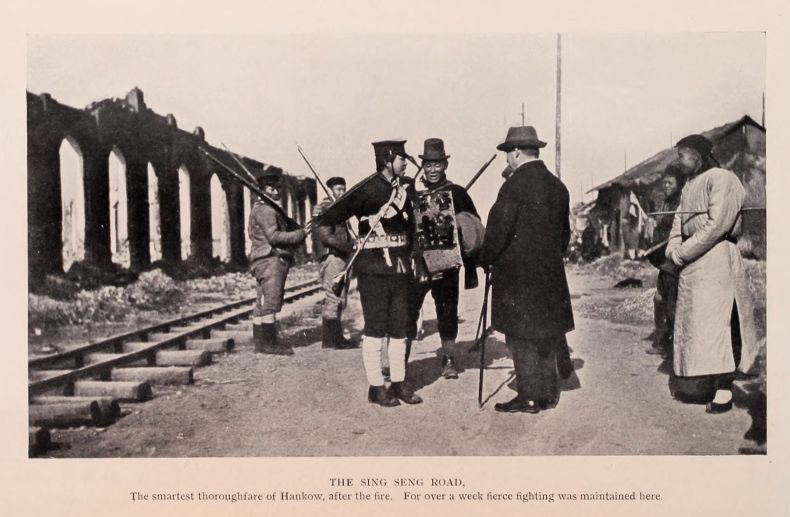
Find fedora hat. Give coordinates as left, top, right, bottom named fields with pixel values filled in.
left=419, top=138, right=450, bottom=161
left=496, top=126, right=547, bottom=151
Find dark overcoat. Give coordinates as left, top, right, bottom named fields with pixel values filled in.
left=478, top=160, right=575, bottom=339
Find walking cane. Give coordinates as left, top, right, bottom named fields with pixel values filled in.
left=477, top=271, right=492, bottom=408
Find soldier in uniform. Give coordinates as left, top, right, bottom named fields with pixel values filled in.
left=406, top=138, right=480, bottom=379
left=248, top=168, right=307, bottom=355
left=318, top=140, right=423, bottom=407
left=313, top=177, right=358, bottom=349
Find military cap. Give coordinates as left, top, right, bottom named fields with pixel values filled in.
left=326, top=176, right=346, bottom=188
left=372, top=139, right=412, bottom=169
left=257, top=166, right=283, bottom=187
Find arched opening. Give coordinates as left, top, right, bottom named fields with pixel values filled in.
left=178, top=165, right=192, bottom=261
left=59, top=136, right=85, bottom=272
left=303, top=195, right=313, bottom=252
left=108, top=147, right=130, bottom=268
left=243, top=188, right=252, bottom=256
left=147, top=163, right=162, bottom=262
left=210, top=173, right=230, bottom=261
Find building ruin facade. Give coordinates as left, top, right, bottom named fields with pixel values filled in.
left=27, top=87, right=317, bottom=287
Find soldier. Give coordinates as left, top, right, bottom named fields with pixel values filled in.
left=317, top=140, right=423, bottom=407
left=248, top=168, right=307, bottom=355
left=407, top=138, right=480, bottom=379
left=313, top=176, right=358, bottom=349
left=479, top=126, right=575, bottom=414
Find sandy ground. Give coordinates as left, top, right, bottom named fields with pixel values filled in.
left=39, top=269, right=766, bottom=457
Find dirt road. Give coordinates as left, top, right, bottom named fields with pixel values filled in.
left=43, top=269, right=765, bottom=457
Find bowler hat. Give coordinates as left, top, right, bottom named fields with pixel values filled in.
left=326, top=176, right=346, bottom=188
left=675, top=134, right=713, bottom=157
left=419, top=138, right=450, bottom=161
left=496, top=126, right=547, bottom=152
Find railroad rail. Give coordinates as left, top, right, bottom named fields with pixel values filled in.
left=28, top=279, right=323, bottom=455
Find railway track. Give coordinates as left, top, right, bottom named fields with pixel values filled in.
left=28, top=279, right=323, bottom=456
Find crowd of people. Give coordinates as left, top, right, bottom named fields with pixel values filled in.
left=245, top=127, right=757, bottom=415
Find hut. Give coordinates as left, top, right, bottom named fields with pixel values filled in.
left=588, top=115, right=765, bottom=259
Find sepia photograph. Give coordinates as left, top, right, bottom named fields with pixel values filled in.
left=23, top=31, right=768, bottom=459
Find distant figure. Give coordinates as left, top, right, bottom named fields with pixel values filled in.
left=666, top=134, right=760, bottom=413
left=645, top=166, right=682, bottom=357
left=479, top=126, right=575, bottom=414
left=580, top=218, right=601, bottom=262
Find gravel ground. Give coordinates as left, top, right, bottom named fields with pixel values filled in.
left=36, top=267, right=766, bottom=457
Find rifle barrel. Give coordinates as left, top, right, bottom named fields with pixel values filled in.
left=465, top=154, right=497, bottom=191
left=648, top=207, right=765, bottom=216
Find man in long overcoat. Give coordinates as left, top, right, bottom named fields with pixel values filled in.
left=666, top=134, right=760, bottom=413
left=478, top=126, right=575, bottom=414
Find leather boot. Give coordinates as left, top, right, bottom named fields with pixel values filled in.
left=368, top=385, right=400, bottom=407
left=333, top=320, right=359, bottom=349
left=260, top=323, right=294, bottom=356
left=388, top=382, right=423, bottom=404
left=253, top=324, right=265, bottom=353
left=441, top=355, right=459, bottom=379
left=321, top=319, right=335, bottom=349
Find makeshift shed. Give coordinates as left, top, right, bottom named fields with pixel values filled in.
left=588, top=115, right=766, bottom=259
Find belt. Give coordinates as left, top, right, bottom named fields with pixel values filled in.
left=355, top=233, right=408, bottom=249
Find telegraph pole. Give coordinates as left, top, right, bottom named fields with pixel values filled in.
left=555, top=33, right=562, bottom=180
left=521, top=103, right=525, bottom=126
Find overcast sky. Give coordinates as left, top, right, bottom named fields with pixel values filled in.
left=27, top=33, right=765, bottom=218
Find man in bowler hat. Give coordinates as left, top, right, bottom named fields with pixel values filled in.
left=248, top=167, right=307, bottom=355
left=407, top=138, right=480, bottom=380
left=478, top=126, right=575, bottom=413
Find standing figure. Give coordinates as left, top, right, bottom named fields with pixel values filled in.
left=666, top=134, right=759, bottom=413
left=407, top=138, right=480, bottom=380
left=318, top=140, right=423, bottom=407
left=645, top=166, right=683, bottom=357
left=313, top=176, right=358, bottom=349
left=478, top=126, right=575, bottom=414
left=248, top=168, right=307, bottom=355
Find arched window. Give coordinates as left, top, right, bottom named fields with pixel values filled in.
left=210, top=174, right=230, bottom=261
left=178, top=165, right=191, bottom=261
left=59, top=136, right=85, bottom=272
left=243, top=188, right=252, bottom=256
left=108, top=147, right=130, bottom=267
left=147, top=163, right=162, bottom=262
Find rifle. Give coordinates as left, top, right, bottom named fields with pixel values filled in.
left=295, top=143, right=359, bottom=239
left=464, top=154, right=497, bottom=191
left=200, top=146, right=310, bottom=232
left=647, top=207, right=765, bottom=216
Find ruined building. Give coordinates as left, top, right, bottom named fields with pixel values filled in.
left=27, top=87, right=317, bottom=287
